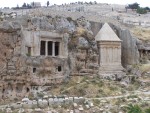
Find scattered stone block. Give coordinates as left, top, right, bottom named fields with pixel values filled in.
left=6, top=107, right=12, bottom=113
left=48, top=98, right=54, bottom=104
left=18, top=108, right=25, bottom=113
left=35, top=108, right=42, bottom=112
left=89, top=102, right=94, bottom=107
left=38, top=99, right=48, bottom=108
left=68, top=97, right=73, bottom=102
left=78, top=105, right=84, bottom=111
left=73, top=103, right=78, bottom=108
left=70, top=110, right=74, bottom=113
left=85, top=104, right=90, bottom=109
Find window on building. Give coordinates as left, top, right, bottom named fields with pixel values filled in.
left=4, top=52, right=6, bottom=56
left=40, top=41, right=46, bottom=55
left=33, top=68, right=36, bottom=73
left=27, top=47, right=31, bottom=56
left=40, top=40, right=60, bottom=56
left=55, top=42, right=59, bottom=56
left=26, top=87, right=30, bottom=92
left=48, top=41, right=52, bottom=55
left=58, top=66, right=62, bottom=72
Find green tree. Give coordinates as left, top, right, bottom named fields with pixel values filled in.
left=126, top=104, right=143, bottom=113
left=27, top=4, right=32, bottom=9
left=22, top=3, right=27, bottom=8
left=137, top=7, right=147, bottom=14
left=16, top=4, right=19, bottom=9
left=145, top=108, right=150, bottom=113
left=144, top=7, right=150, bottom=11
left=31, top=1, right=35, bottom=8
left=47, top=1, right=49, bottom=7
left=128, top=2, right=139, bottom=9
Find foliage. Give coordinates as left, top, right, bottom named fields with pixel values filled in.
left=126, top=104, right=150, bottom=113
left=128, top=2, right=139, bottom=9
left=31, top=2, right=35, bottom=7
left=144, top=7, right=150, bottom=11
left=93, top=99, right=100, bottom=105
left=137, top=7, right=147, bottom=14
left=66, top=17, right=73, bottom=22
left=76, top=62, right=83, bottom=73
left=128, top=2, right=148, bottom=14
left=47, top=1, right=50, bottom=7
left=37, top=92, right=44, bottom=98
left=126, top=104, right=142, bottom=113
left=145, top=108, right=150, bottom=113
left=22, top=3, right=27, bottom=8
left=13, top=3, right=32, bottom=9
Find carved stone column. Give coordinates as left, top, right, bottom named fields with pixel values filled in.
left=52, top=42, right=55, bottom=56
left=45, top=41, right=48, bottom=56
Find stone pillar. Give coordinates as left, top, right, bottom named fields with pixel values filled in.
left=45, top=41, right=48, bottom=56
left=52, top=42, right=55, bottom=56
left=118, top=47, right=121, bottom=62
left=114, top=47, right=117, bottom=62
left=59, top=42, right=61, bottom=56
left=63, top=33, right=69, bottom=58
left=110, top=47, right=113, bottom=62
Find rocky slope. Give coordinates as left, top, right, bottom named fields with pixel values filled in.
left=0, top=13, right=149, bottom=102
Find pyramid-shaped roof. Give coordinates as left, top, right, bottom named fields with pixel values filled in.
left=95, top=23, right=121, bottom=41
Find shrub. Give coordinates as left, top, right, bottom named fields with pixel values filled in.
left=145, top=108, right=150, bottom=113
left=137, top=7, right=147, bottom=14
left=66, top=17, right=73, bottom=22
left=126, top=104, right=142, bottom=113
left=37, top=92, right=44, bottom=98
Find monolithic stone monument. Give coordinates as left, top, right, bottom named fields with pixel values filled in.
left=95, top=23, right=124, bottom=76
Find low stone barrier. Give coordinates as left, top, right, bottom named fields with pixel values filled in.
left=4, top=96, right=85, bottom=109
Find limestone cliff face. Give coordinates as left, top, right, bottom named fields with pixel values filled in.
left=0, top=17, right=142, bottom=101
left=0, top=21, right=29, bottom=100
left=117, top=29, right=139, bottom=66
left=0, top=20, right=70, bottom=101
left=110, top=25, right=140, bottom=67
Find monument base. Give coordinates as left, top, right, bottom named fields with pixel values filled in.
left=98, top=64, right=126, bottom=80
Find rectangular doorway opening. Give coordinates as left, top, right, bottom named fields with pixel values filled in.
left=58, top=66, right=62, bottom=72
left=27, top=47, right=31, bottom=56
left=33, top=68, right=36, bottom=73
left=55, top=42, right=59, bottom=56
left=48, top=41, right=52, bottom=56
left=40, top=41, right=46, bottom=55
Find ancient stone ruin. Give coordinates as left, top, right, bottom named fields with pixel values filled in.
left=0, top=10, right=148, bottom=102
left=95, top=23, right=124, bottom=76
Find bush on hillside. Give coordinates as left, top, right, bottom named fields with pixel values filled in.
left=137, top=7, right=147, bottom=14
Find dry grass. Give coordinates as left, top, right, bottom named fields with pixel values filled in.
left=139, top=64, right=150, bottom=74
left=131, top=27, right=150, bottom=41
left=49, top=76, right=125, bottom=98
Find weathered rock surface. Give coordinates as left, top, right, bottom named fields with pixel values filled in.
left=0, top=15, right=146, bottom=101
left=117, top=29, right=139, bottom=66
left=0, top=21, right=21, bottom=32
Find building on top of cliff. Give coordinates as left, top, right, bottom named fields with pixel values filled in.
left=31, top=2, right=41, bottom=8
left=95, top=23, right=124, bottom=76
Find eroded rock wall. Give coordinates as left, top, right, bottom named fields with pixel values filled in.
left=0, top=16, right=142, bottom=101
left=0, top=20, right=70, bottom=101
left=111, top=25, right=140, bottom=66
